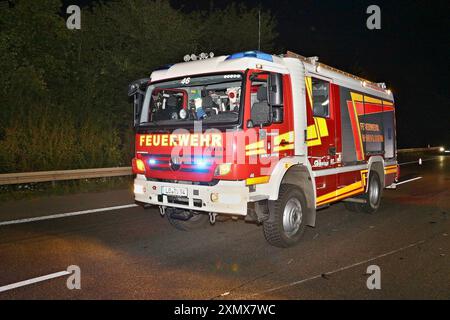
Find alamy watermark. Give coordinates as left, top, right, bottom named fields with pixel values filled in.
left=66, top=5, right=81, bottom=30
left=366, top=5, right=381, bottom=30
left=66, top=265, right=81, bottom=290
left=366, top=265, right=381, bottom=290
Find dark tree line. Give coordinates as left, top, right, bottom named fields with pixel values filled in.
left=0, top=0, right=277, bottom=173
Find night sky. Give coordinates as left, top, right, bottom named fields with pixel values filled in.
left=73, top=0, right=449, bottom=148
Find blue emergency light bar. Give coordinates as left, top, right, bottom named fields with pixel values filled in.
left=226, top=51, right=273, bottom=62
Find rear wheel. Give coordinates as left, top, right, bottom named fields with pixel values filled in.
left=345, top=171, right=382, bottom=214
left=166, top=209, right=210, bottom=231
left=263, top=184, right=306, bottom=248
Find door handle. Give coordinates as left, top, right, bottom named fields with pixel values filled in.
left=328, top=146, right=336, bottom=156
left=279, top=139, right=289, bottom=146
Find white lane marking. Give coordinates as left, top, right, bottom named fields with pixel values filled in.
left=0, top=270, right=70, bottom=293
left=247, top=240, right=426, bottom=297
left=395, top=176, right=422, bottom=186
left=399, top=156, right=442, bottom=166
left=0, top=204, right=138, bottom=227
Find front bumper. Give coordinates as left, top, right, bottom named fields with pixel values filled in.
left=133, top=175, right=249, bottom=215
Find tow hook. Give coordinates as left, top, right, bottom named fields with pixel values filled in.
left=209, top=212, right=217, bottom=225
left=159, top=206, right=166, bottom=216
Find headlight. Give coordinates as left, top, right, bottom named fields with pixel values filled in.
left=136, top=159, right=146, bottom=173
left=214, top=163, right=232, bottom=176
left=179, top=109, right=187, bottom=119
left=134, top=184, right=145, bottom=194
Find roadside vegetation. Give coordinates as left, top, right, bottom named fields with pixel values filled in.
left=0, top=0, right=277, bottom=199
left=0, top=0, right=277, bottom=173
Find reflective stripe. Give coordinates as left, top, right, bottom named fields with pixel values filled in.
left=317, top=187, right=364, bottom=206
left=312, top=164, right=368, bottom=177
left=245, top=140, right=265, bottom=151
left=246, top=176, right=270, bottom=185
left=245, top=149, right=266, bottom=156
left=364, top=96, right=382, bottom=104
left=316, top=180, right=364, bottom=204
left=274, top=143, right=295, bottom=152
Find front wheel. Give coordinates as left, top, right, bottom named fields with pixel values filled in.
left=263, top=184, right=306, bottom=247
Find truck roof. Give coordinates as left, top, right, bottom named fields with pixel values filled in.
left=150, top=50, right=394, bottom=101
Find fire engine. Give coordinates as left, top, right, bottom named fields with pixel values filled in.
left=128, top=50, right=398, bottom=247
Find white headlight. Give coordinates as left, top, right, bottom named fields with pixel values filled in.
left=134, top=184, right=145, bottom=195
left=214, top=163, right=232, bottom=176
left=179, top=109, right=187, bottom=119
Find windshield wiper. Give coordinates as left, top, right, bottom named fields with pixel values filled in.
left=139, top=121, right=159, bottom=127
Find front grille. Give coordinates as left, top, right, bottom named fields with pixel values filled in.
left=142, top=153, right=216, bottom=174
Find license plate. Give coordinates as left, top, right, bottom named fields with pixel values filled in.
left=161, top=186, right=188, bottom=197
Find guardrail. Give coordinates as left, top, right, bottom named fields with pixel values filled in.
left=0, top=147, right=445, bottom=185
left=0, top=167, right=132, bottom=185
left=397, top=147, right=442, bottom=153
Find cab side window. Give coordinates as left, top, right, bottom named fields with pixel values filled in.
left=312, top=78, right=330, bottom=118
left=250, top=75, right=270, bottom=126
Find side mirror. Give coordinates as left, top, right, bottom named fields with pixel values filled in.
left=128, top=78, right=150, bottom=97
left=133, top=94, right=144, bottom=127
left=268, top=73, right=283, bottom=106
left=268, top=73, right=284, bottom=123
left=247, top=119, right=254, bottom=128
left=128, top=78, right=150, bottom=127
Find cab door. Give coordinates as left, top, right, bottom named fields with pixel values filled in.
left=244, top=70, right=293, bottom=180
left=305, top=76, right=338, bottom=206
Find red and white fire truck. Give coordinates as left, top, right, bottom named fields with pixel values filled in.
left=128, top=50, right=398, bottom=247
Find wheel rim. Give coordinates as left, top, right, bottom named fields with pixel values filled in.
left=369, top=177, right=380, bottom=207
left=283, top=198, right=303, bottom=237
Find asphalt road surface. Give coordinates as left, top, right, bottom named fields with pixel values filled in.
left=0, top=156, right=449, bottom=299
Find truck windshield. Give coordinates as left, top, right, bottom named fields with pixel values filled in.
left=139, top=73, right=243, bottom=127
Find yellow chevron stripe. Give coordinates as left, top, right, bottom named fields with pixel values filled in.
left=307, top=124, right=318, bottom=139
left=316, top=117, right=329, bottom=137
left=316, top=180, right=364, bottom=204
left=305, top=76, right=330, bottom=147
left=274, top=143, right=294, bottom=152
left=245, top=140, right=264, bottom=151
left=317, top=187, right=365, bottom=206
left=274, top=131, right=294, bottom=145
left=350, top=92, right=365, bottom=159
left=245, top=149, right=266, bottom=156
left=364, top=96, right=382, bottom=104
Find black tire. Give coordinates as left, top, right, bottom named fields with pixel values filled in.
left=167, top=211, right=210, bottom=231
left=263, top=184, right=306, bottom=247
left=360, top=171, right=382, bottom=213
left=344, top=171, right=382, bottom=214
